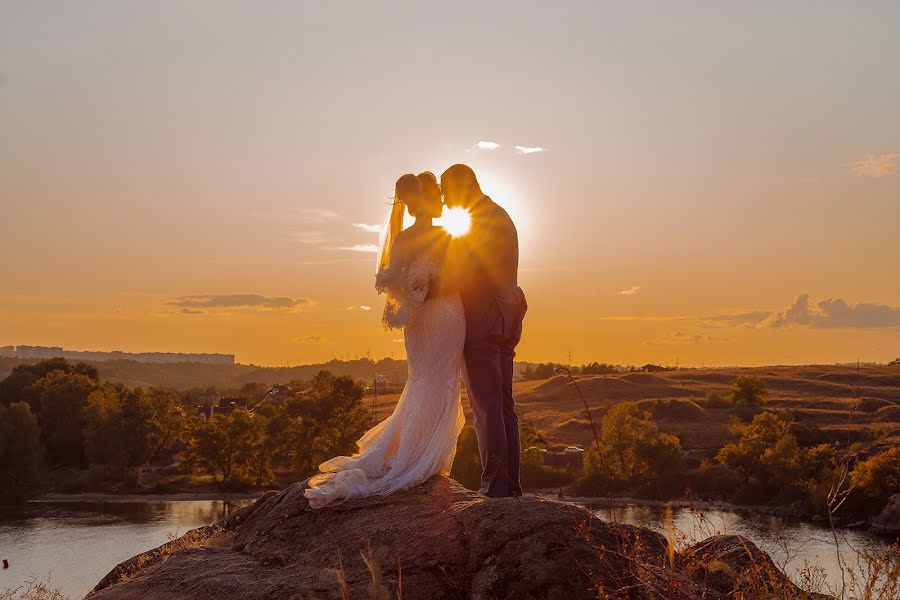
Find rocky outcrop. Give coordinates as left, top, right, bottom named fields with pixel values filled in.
left=86, top=477, right=817, bottom=600
left=871, top=493, right=900, bottom=537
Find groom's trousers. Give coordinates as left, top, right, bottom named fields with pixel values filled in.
left=463, top=286, right=527, bottom=498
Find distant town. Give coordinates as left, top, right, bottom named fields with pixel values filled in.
left=0, top=345, right=235, bottom=365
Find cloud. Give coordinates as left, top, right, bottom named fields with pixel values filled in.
left=180, top=308, right=204, bottom=315
left=338, top=244, right=379, bottom=253
left=769, top=294, right=900, bottom=329
left=515, top=146, right=544, bottom=154
left=290, top=230, right=329, bottom=244
left=170, top=294, right=313, bottom=311
left=294, top=335, right=328, bottom=344
left=296, top=208, right=342, bottom=222
left=645, top=331, right=730, bottom=345
left=699, top=310, right=772, bottom=327
left=845, top=153, right=898, bottom=178
left=475, top=141, right=500, bottom=150
left=347, top=305, right=373, bottom=311
left=353, top=223, right=382, bottom=233
left=618, top=286, right=640, bottom=296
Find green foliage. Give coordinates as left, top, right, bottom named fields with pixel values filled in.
left=182, top=370, right=369, bottom=487
left=702, top=389, right=733, bottom=408
left=579, top=362, right=617, bottom=375
left=0, top=358, right=98, bottom=410
left=0, top=402, right=44, bottom=502
left=83, top=385, right=184, bottom=470
left=851, top=446, right=900, bottom=503
left=449, top=426, right=482, bottom=491
left=717, top=411, right=840, bottom=507
left=305, top=371, right=370, bottom=459
left=520, top=362, right=559, bottom=380
left=600, top=401, right=682, bottom=481
left=579, top=401, right=682, bottom=495
left=245, top=403, right=292, bottom=486
left=34, top=371, right=99, bottom=466
left=729, top=375, right=768, bottom=406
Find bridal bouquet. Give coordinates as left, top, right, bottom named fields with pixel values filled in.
left=375, top=260, right=439, bottom=329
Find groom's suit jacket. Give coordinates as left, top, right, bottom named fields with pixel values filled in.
left=457, top=196, right=527, bottom=343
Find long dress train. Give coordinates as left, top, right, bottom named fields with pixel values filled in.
left=304, top=293, right=466, bottom=509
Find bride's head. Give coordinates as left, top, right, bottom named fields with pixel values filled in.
left=414, top=171, right=443, bottom=219
left=395, top=172, right=441, bottom=220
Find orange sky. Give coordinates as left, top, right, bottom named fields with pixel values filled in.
left=2, top=3, right=899, bottom=367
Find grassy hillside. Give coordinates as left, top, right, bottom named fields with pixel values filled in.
left=371, top=365, right=900, bottom=456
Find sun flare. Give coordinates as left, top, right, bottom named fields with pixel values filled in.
left=436, top=207, right=471, bottom=237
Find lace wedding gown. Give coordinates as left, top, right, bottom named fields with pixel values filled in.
left=304, top=264, right=466, bottom=509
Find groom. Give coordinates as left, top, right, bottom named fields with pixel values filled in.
left=441, top=164, right=528, bottom=498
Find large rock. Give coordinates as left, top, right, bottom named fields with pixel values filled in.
left=870, top=493, right=900, bottom=537
left=85, top=477, right=815, bottom=600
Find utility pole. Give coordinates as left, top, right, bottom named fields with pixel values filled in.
left=372, top=375, right=378, bottom=423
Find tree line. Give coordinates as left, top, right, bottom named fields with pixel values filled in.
left=0, top=359, right=371, bottom=502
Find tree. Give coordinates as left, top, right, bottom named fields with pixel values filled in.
left=450, top=426, right=482, bottom=491
left=0, top=358, right=98, bottom=409
left=521, top=363, right=558, bottom=380
left=34, top=370, right=98, bottom=466
left=84, top=384, right=127, bottom=467
left=307, top=371, right=370, bottom=459
left=0, top=402, right=44, bottom=502
left=84, top=385, right=184, bottom=470
left=245, top=404, right=292, bottom=487
left=852, top=447, right=900, bottom=503
left=183, top=409, right=260, bottom=483
left=144, top=387, right=185, bottom=462
left=598, top=401, right=682, bottom=482
left=580, top=362, right=617, bottom=375
left=729, top=375, right=768, bottom=406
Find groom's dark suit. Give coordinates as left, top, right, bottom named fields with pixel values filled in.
left=457, top=196, right=527, bottom=497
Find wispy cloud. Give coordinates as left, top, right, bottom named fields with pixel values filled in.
left=515, top=146, right=544, bottom=154
left=296, top=208, right=342, bottom=222
left=645, top=331, right=730, bottom=345
left=475, top=141, right=500, bottom=150
left=768, top=294, right=900, bottom=329
left=170, top=294, right=313, bottom=311
left=337, top=244, right=379, bottom=253
left=290, top=230, right=329, bottom=245
left=618, top=286, right=641, bottom=296
left=699, top=310, right=772, bottom=327
left=294, top=335, right=329, bottom=344
left=845, top=153, right=898, bottom=178
left=347, top=305, right=373, bottom=311
left=353, top=223, right=382, bottom=233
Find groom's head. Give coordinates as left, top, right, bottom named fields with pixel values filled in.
left=440, top=163, right=482, bottom=209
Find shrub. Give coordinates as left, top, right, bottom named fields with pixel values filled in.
left=729, top=375, right=768, bottom=406
left=852, top=446, right=900, bottom=503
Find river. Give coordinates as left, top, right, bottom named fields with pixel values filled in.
left=0, top=499, right=892, bottom=599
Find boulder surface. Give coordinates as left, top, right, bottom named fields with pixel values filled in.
left=86, top=477, right=817, bottom=600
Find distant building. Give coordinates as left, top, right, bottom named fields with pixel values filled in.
left=641, top=363, right=668, bottom=373
left=2, top=345, right=234, bottom=365
left=197, top=397, right=249, bottom=421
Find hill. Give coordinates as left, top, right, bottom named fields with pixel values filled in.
left=370, top=364, right=900, bottom=456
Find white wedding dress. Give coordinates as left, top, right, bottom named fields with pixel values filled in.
left=304, top=260, right=466, bottom=509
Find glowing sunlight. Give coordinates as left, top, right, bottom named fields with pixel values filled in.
left=436, top=207, right=471, bottom=237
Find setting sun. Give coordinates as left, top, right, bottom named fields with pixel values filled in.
left=436, top=207, right=471, bottom=237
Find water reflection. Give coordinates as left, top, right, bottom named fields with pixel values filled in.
left=586, top=503, right=890, bottom=594
left=0, top=500, right=254, bottom=599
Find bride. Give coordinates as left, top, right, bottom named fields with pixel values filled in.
left=304, top=171, right=466, bottom=509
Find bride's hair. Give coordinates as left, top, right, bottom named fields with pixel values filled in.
left=416, top=171, right=441, bottom=217
left=377, top=174, right=417, bottom=273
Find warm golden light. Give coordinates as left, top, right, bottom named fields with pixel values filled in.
left=436, top=207, right=471, bottom=237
